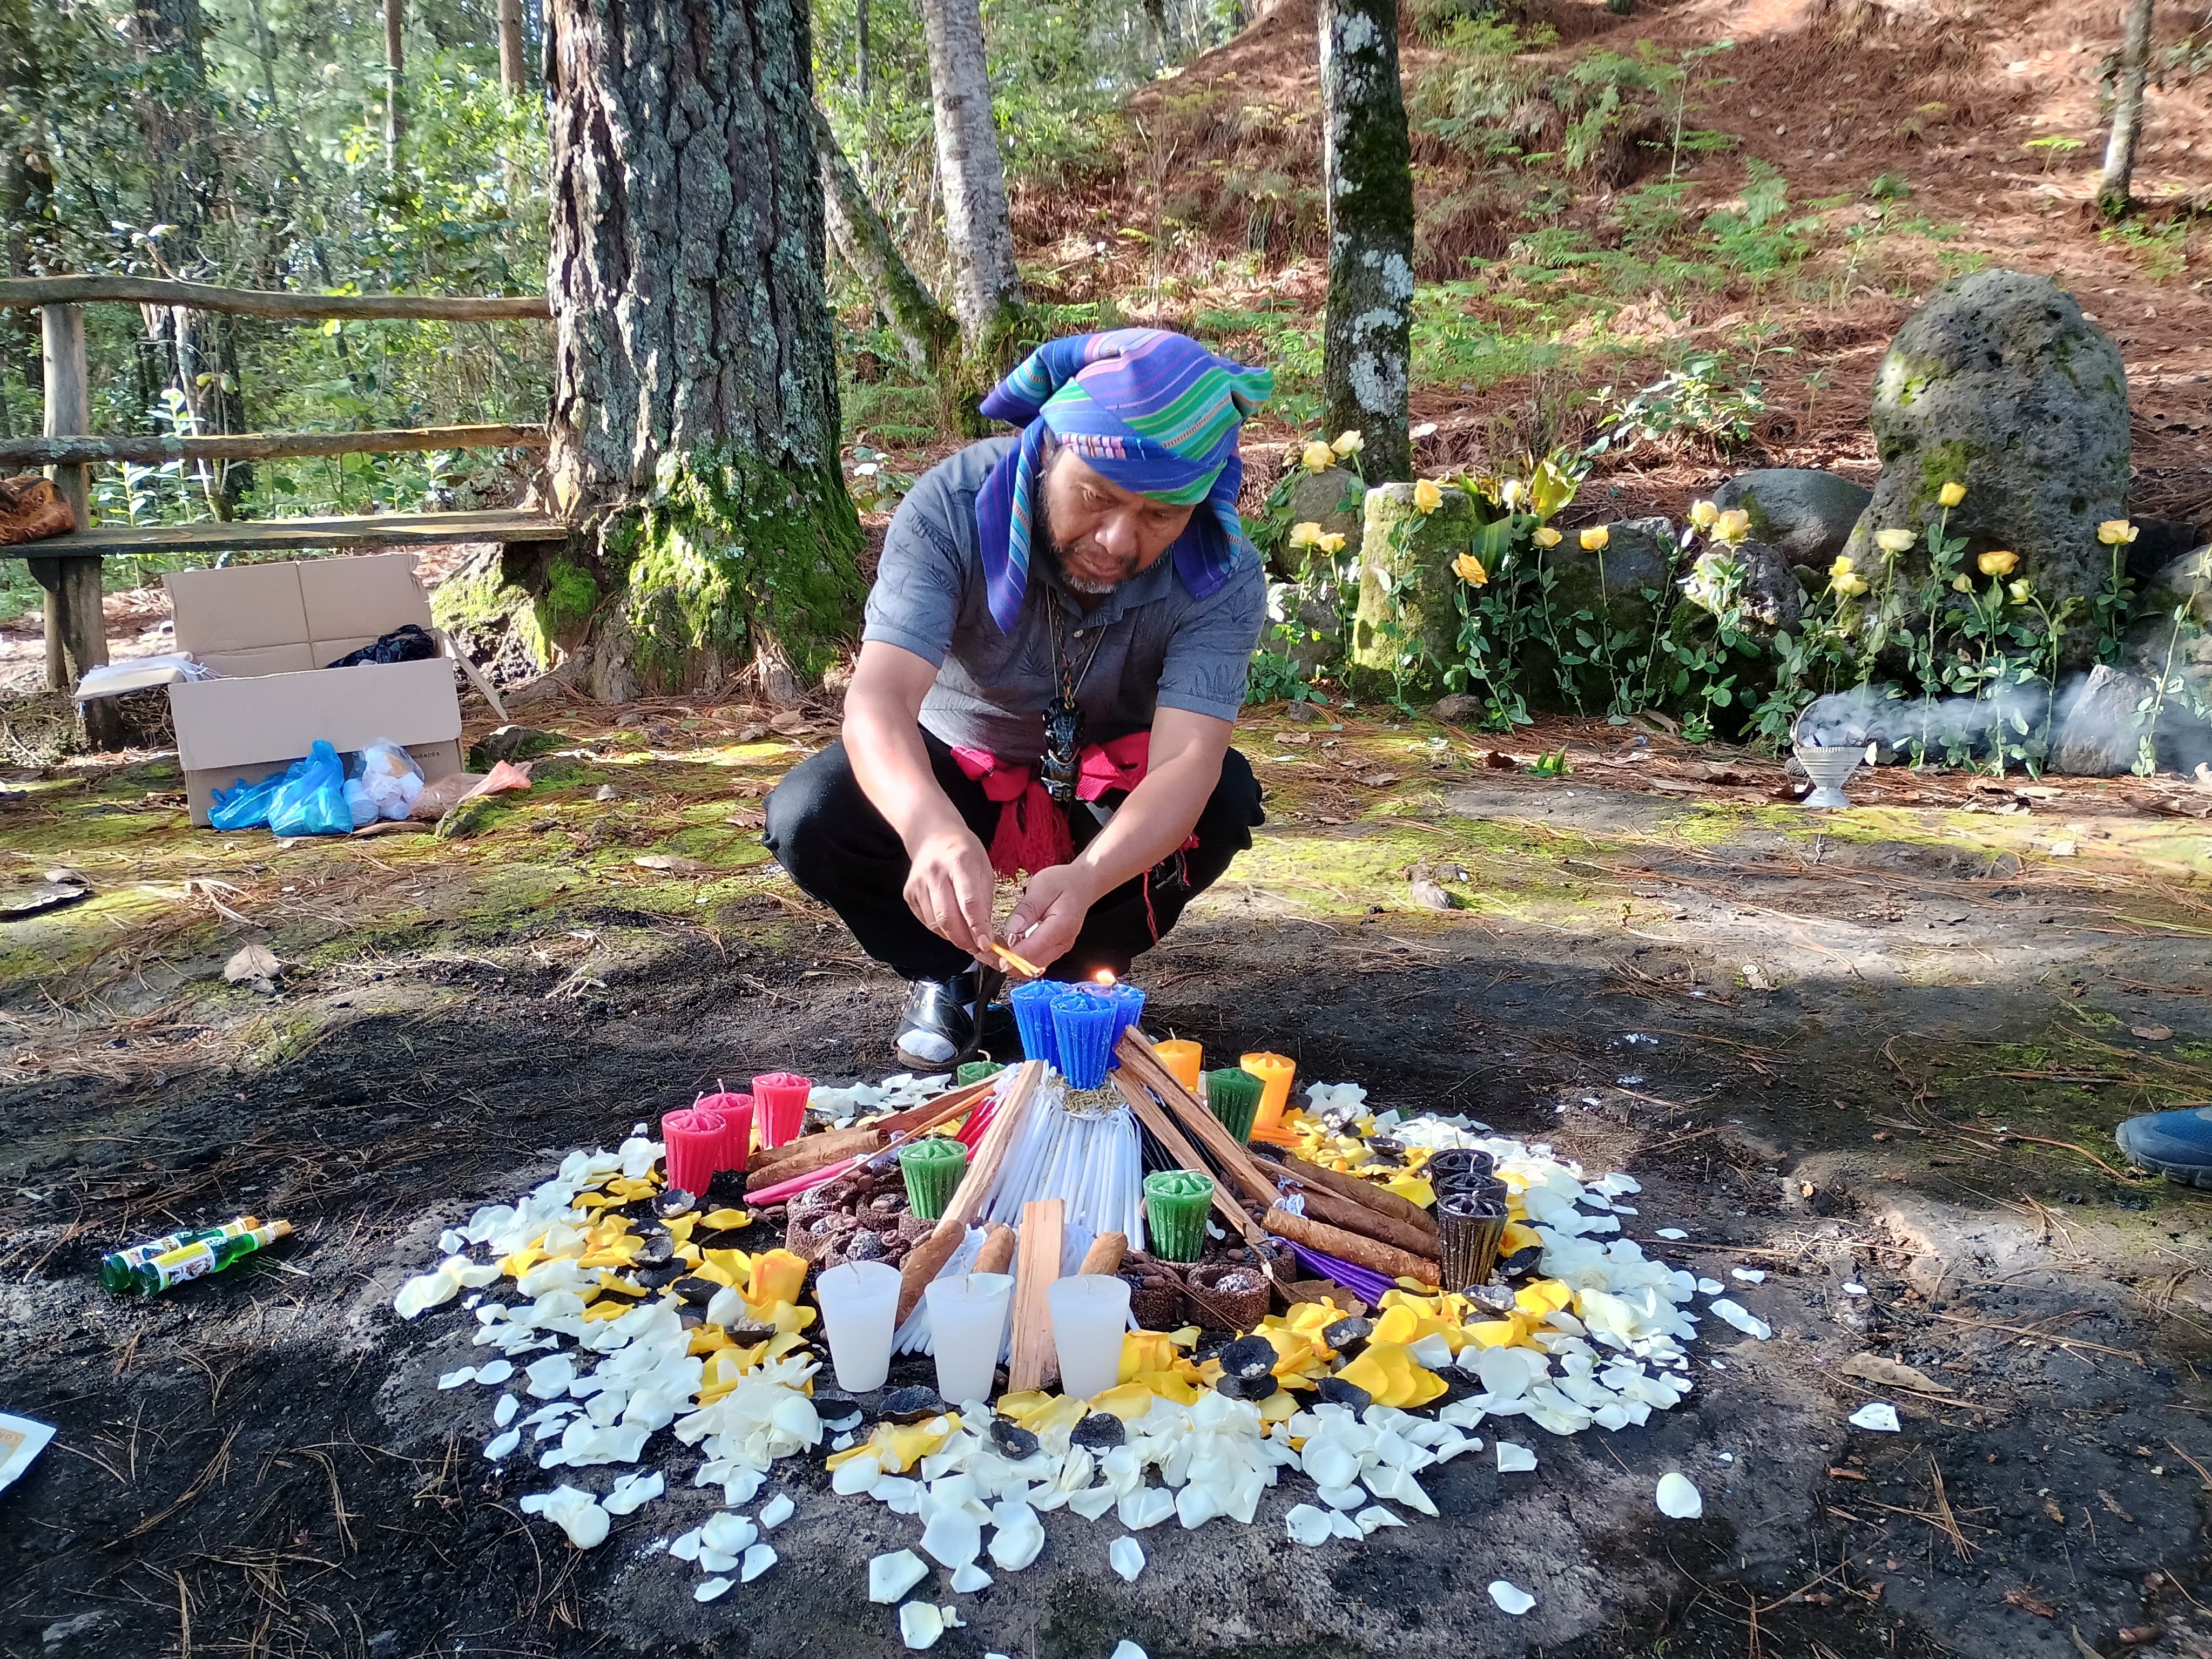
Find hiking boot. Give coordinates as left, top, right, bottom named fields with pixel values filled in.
left=2115, top=1107, right=2212, bottom=1189
left=893, top=966, right=1006, bottom=1070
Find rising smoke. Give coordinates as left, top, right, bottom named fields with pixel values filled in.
left=1793, top=673, right=2210, bottom=773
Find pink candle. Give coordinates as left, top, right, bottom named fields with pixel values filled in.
left=662, top=1107, right=727, bottom=1197
left=696, top=1091, right=754, bottom=1175
left=751, top=1073, right=812, bottom=1150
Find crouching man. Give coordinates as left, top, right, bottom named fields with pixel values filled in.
left=765, top=329, right=1274, bottom=1066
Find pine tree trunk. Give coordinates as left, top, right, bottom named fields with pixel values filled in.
left=0, top=0, right=56, bottom=419
left=538, top=0, right=863, bottom=705
left=857, top=0, right=872, bottom=103
left=814, top=107, right=957, bottom=379
left=2098, top=0, right=2155, bottom=220
left=1320, top=0, right=1414, bottom=484
left=919, top=0, right=1023, bottom=359
left=498, top=0, right=527, bottom=96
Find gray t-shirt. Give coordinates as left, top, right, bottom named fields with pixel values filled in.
left=862, top=437, right=1265, bottom=766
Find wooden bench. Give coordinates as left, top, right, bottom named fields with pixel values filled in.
left=0, top=275, right=563, bottom=748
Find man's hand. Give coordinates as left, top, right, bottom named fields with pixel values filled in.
left=1005, top=863, right=1101, bottom=975
left=903, top=825, right=1000, bottom=960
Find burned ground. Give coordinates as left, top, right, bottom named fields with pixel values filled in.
left=3, top=700, right=2209, bottom=1659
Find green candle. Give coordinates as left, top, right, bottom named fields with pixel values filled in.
left=1144, top=1169, right=1215, bottom=1263
left=898, top=1137, right=969, bottom=1221
left=1203, top=1068, right=1265, bottom=1143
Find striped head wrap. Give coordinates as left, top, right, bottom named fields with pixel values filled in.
left=973, top=329, right=1274, bottom=633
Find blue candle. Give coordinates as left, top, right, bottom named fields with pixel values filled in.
left=1050, top=992, right=1120, bottom=1090
left=1010, top=978, right=1068, bottom=1068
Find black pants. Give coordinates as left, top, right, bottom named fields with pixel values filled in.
left=764, top=729, right=1264, bottom=982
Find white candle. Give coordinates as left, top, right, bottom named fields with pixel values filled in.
left=1047, top=1274, right=1131, bottom=1400
left=815, top=1261, right=901, bottom=1393
left=924, top=1272, right=1016, bottom=1407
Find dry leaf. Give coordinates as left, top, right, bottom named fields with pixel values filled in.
left=1358, top=773, right=1400, bottom=788
left=224, top=943, right=281, bottom=984
left=2002, top=1587, right=2056, bottom=1618
left=2042, top=1497, right=2066, bottom=1522
left=2130, top=1024, right=2173, bottom=1041
left=634, top=854, right=707, bottom=874
left=1482, top=751, right=1515, bottom=770
left=723, top=808, right=765, bottom=830
left=767, top=711, right=813, bottom=736
left=2098, top=1489, right=2135, bottom=1523
left=1839, top=1353, right=1953, bottom=1393
left=1409, top=877, right=1454, bottom=911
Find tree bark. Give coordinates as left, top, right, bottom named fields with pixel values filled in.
left=1320, top=0, right=1414, bottom=484
left=919, top=0, right=1023, bottom=358
left=2098, top=0, right=2155, bottom=219
left=857, top=0, right=871, bottom=103
left=541, top=0, right=862, bottom=704
left=384, top=0, right=406, bottom=177
left=498, top=0, right=527, bottom=96
left=0, top=0, right=56, bottom=428
left=812, top=105, right=957, bottom=378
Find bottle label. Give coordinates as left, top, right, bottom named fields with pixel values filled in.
left=150, top=1243, right=219, bottom=1291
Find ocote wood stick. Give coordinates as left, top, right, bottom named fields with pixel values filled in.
left=1260, top=1205, right=1439, bottom=1287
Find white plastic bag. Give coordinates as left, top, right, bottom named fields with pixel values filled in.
left=349, top=742, right=427, bottom=821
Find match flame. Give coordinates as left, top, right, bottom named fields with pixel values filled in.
left=1094, top=969, right=1116, bottom=987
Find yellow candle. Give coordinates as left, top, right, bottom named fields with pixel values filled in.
left=1154, top=1039, right=1203, bottom=1094
left=1240, top=1051, right=1297, bottom=1135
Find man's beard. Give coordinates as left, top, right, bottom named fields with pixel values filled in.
left=1040, top=496, right=1136, bottom=595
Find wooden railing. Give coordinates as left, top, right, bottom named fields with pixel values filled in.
left=0, top=276, right=561, bottom=750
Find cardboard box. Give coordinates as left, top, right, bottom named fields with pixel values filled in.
left=166, top=553, right=465, bottom=826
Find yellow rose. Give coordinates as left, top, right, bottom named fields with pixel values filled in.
left=1689, top=500, right=1719, bottom=531
left=1330, top=429, right=1365, bottom=457
left=1831, top=571, right=1869, bottom=597
left=2007, top=579, right=2032, bottom=604
left=1532, top=525, right=1563, bottom=548
left=1938, top=481, right=1966, bottom=508
left=1874, top=528, right=1917, bottom=555
left=1978, top=548, right=2019, bottom=576
left=1951, top=574, right=1974, bottom=592
left=1714, top=508, right=1751, bottom=543
left=1500, top=480, right=1526, bottom=509
left=1287, top=521, right=1323, bottom=549
left=1412, top=478, right=1444, bottom=515
left=1579, top=526, right=1610, bottom=552
left=1301, top=441, right=1334, bottom=473
left=1828, top=555, right=1855, bottom=578
left=2097, top=518, right=2137, bottom=546
left=1453, top=554, right=1489, bottom=586
left=1317, top=531, right=1347, bottom=554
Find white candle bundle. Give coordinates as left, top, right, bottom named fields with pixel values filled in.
left=978, top=1085, right=1145, bottom=1248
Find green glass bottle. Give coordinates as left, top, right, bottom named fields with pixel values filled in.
left=123, top=1220, right=293, bottom=1295
left=100, top=1217, right=261, bottom=1293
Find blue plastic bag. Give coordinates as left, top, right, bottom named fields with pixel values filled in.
left=209, top=767, right=286, bottom=831
left=265, top=740, right=352, bottom=837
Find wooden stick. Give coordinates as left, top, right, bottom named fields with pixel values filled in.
left=1007, top=1198, right=1064, bottom=1393
left=1108, top=1071, right=1267, bottom=1246
left=1280, top=1152, right=1440, bottom=1239
left=872, top=1071, right=1005, bottom=1137
left=1077, top=1232, right=1127, bottom=1277
left=987, top=940, right=1042, bottom=977
left=1116, top=1035, right=1282, bottom=1208
left=744, top=1128, right=880, bottom=1193
left=1261, top=1205, right=1438, bottom=1287
left=894, top=1061, right=1041, bottom=1323
left=975, top=1223, right=1017, bottom=1278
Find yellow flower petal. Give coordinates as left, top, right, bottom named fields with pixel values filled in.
left=747, top=1249, right=807, bottom=1307
left=1938, top=480, right=1966, bottom=508
left=1532, top=525, right=1562, bottom=548
left=1977, top=548, right=2019, bottom=576
left=701, top=1208, right=751, bottom=1230
left=1301, top=441, right=1334, bottom=473
left=1579, top=526, right=1610, bottom=552
left=1412, top=478, right=1444, bottom=514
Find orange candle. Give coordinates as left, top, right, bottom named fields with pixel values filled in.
left=1240, top=1051, right=1297, bottom=1137
left=1154, top=1039, right=1203, bottom=1094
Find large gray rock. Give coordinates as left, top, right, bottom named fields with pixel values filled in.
left=1521, top=519, right=1675, bottom=711
left=1839, top=268, right=2129, bottom=667
left=2048, top=664, right=2157, bottom=775
left=1270, top=464, right=1365, bottom=580
left=1711, top=469, right=1871, bottom=568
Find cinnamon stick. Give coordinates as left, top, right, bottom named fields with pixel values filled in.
left=871, top=1070, right=1005, bottom=1137
left=1077, top=1231, right=1127, bottom=1277
left=1115, top=1035, right=1279, bottom=1208
left=1282, top=1152, right=1439, bottom=1239
left=1282, top=1181, right=1440, bottom=1260
left=1260, top=1205, right=1439, bottom=1287
left=975, top=1223, right=1017, bottom=1277
left=744, top=1128, right=881, bottom=1193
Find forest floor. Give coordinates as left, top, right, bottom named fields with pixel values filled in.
left=4, top=687, right=2212, bottom=1659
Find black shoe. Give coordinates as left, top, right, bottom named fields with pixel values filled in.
left=894, top=967, right=1006, bottom=1071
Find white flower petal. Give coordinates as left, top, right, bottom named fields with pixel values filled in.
left=694, top=1577, right=732, bottom=1603
left=1109, top=1536, right=1145, bottom=1582
left=1849, top=1401, right=1900, bottom=1433
left=1489, top=1580, right=1536, bottom=1615
left=1656, top=1472, right=1703, bottom=1519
